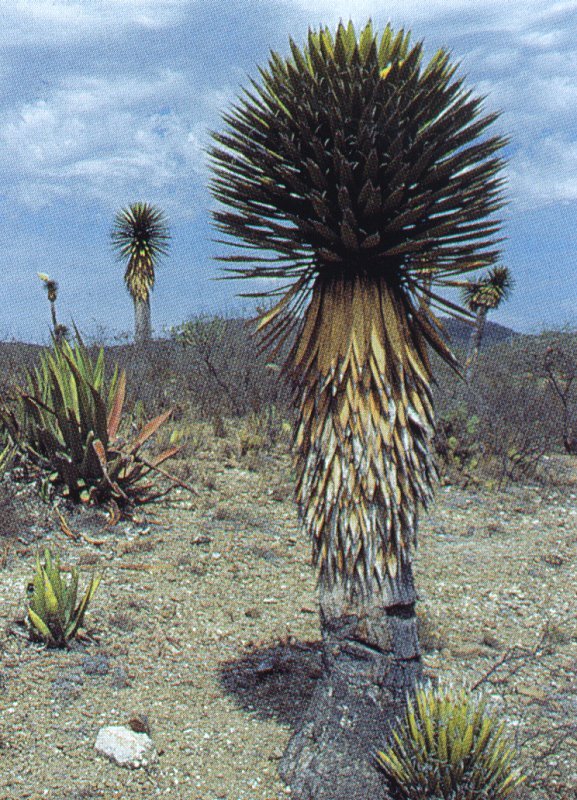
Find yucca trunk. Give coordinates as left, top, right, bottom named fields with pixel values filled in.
left=279, top=276, right=434, bottom=799
left=134, top=295, right=152, bottom=344
left=465, top=306, right=488, bottom=382
left=49, top=300, right=58, bottom=335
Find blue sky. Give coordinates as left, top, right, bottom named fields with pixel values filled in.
left=2, top=0, right=577, bottom=342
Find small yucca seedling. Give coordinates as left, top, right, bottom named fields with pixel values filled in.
left=27, top=548, right=101, bottom=648
left=376, top=683, right=526, bottom=800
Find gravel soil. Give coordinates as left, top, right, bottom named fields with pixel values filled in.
left=1, top=433, right=577, bottom=800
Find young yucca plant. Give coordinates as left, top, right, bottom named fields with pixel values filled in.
left=376, top=683, right=526, bottom=800
left=27, top=548, right=101, bottom=648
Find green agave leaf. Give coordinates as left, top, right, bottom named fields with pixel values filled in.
left=30, top=564, right=47, bottom=620
left=67, top=573, right=101, bottom=639
left=42, top=568, right=60, bottom=617
left=64, top=567, right=79, bottom=626
left=93, top=347, right=105, bottom=390
left=28, top=607, right=55, bottom=643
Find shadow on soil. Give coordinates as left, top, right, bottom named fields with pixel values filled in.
left=220, top=639, right=323, bottom=728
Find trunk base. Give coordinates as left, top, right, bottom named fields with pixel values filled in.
left=280, top=606, right=422, bottom=800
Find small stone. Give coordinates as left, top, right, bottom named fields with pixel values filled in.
left=82, top=654, right=110, bottom=676
left=95, top=725, right=157, bottom=768
left=127, top=714, right=150, bottom=735
left=481, top=633, right=502, bottom=650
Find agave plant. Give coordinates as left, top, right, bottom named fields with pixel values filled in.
left=376, top=683, right=526, bottom=799
left=27, top=548, right=101, bottom=648
left=111, top=202, right=171, bottom=344
left=1, top=335, right=182, bottom=505
left=210, top=20, right=506, bottom=796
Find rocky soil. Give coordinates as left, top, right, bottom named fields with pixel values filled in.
left=0, top=432, right=576, bottom=800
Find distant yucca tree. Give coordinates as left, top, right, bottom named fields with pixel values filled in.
left=111, top=202, right=171, bottom=343
left=462, top=265, right=513, bottom=381
left=210, top=20, right=506, bottom=800
left=38, top=273, right=67, bottom=343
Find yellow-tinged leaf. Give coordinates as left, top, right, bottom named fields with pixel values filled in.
left=256, top=274, right=308, bottom=332
left=293, top=279, right=323, bottom=365
left=42, top=571, right=59, bottom=615
left=380, top=285, right=404, bottom=356
left=370, top=321, right=387, bottom=372
left=28, top=607, right=53, bottom=641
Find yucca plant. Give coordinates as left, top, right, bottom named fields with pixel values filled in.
left=1, top=335, right=182, bottom=505
left=210, top=19, right=506, bottom=798
left=111, top=202, right=171, bottom=344
left=38, top=273, right=67, bottom=343
left=376, top=683, right=526, bottom=799
left=27, top=548, right=101, bottom=648
left=461, top=266, right=513, bottom=381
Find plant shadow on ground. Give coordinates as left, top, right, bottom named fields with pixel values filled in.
left=220, top=639, right=323, bottom=728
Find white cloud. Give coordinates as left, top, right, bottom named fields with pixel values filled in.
left=2, top=0, right=189, bottom=45
left=283, top=0, right=573, bottom=31
left=510, top=136, right=577, bottom=207
left=2, top=0, right=577, bottom=216
left=0, top=70, right=208, bottom=215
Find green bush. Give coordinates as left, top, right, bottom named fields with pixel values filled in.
left=434, top=405, right=482, bottom=483
left=27, top=548, right=101, bottom=648
left=377, top=683, right=525, bottom=799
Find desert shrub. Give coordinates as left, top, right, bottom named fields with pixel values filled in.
left=432, top=335, right=562, bottom=487
left=472, top=368, right=554, bottom=487
left=0, top=336, right=182, bottom=506
left=377, top=683, right=525, bottom=799
left=26, top=547, right=101, bottom=648
left=171, top=315, right=292, bottom=417
left=238, top=405, right=293, bottom=456
left=517, top=329, right=577, bottom=454
left=434, top=405, right=482, bottom=486
left=416, top=605, right=447, bottom=653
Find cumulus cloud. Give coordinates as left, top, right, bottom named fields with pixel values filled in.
left=2, top=0, right=577, bottom=217
left=2, top=0, right=189, bottom=45
left=0, top=69, right=208, bottom=215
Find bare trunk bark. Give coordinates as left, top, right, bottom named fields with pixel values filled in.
left=134, top=296, right=152, bottom=344
left=465, top=306, right=487, bottom=383
left=50, top=301, right=58, bottom=335
left=279, top=564, right=422, bottom=800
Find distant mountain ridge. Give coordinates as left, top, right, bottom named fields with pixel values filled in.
left=0, top=316, right=519, bottom=357
left=439, top=317, right=518, bottom=349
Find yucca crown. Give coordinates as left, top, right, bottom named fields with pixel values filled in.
left=461, top=265, right=513, bottom=311
left=211, top=20, right=506, bottom=359
left=111, top=202, right=170, bottom=302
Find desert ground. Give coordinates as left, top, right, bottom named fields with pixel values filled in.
left=1, top=425, right=576, bottom=800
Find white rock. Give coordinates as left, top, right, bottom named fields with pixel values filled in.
left=95, top=725, right=157, bottom=768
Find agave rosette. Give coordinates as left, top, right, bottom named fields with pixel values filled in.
left=27, top=548, right=101, bottom=648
